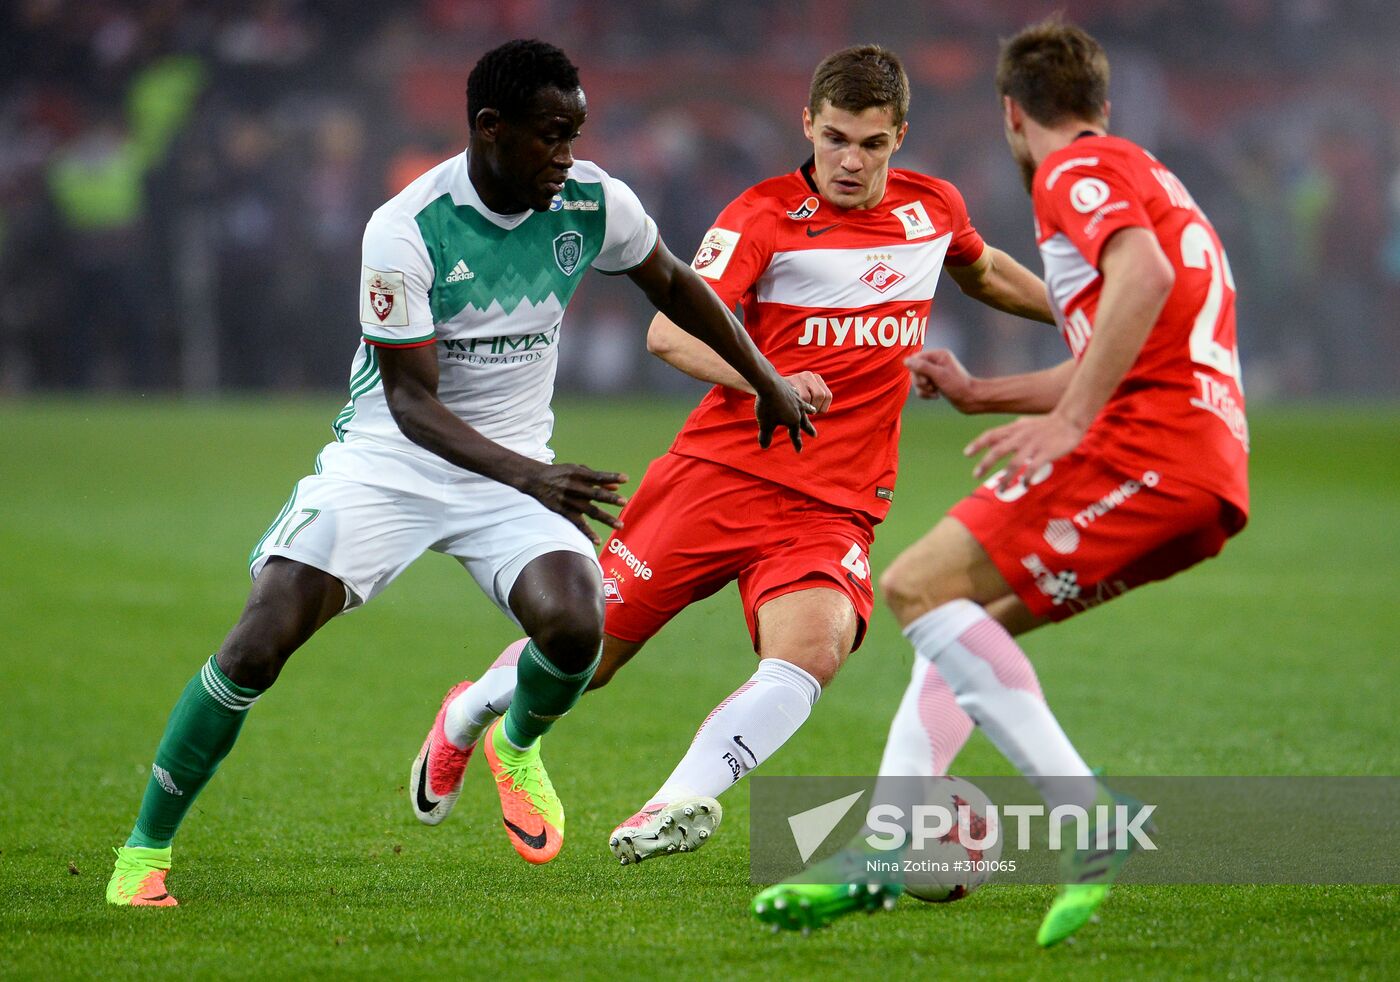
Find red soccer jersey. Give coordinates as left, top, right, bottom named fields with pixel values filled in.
left=669, top=162, right=986, bottom=520
left=1033, top=135, right=1250, bottom=524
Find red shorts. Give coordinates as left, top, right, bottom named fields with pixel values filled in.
left=949, top=451, right=1241, bottom=622
left=601, top=453, right=877, bottom=650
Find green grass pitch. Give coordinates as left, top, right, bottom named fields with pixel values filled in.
left=0, top=397, right=1395, bottom=979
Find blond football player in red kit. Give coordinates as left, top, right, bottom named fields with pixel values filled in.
left=410, top=45, right=1054, bottom=861
left=754, top=17, right=1249, bottom=947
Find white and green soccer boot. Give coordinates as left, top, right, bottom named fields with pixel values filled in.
left=1037, top=786, right=1156, bottom=947
left=751, top=848, right=903, bottom=933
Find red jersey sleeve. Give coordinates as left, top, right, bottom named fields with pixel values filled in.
left=689, top=192, right=775, bottom=309
left=933, top=180, right=986, bottom=267
left=1034, top=154, right=1152, bottom=268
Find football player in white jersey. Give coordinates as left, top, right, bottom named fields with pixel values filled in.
left=107, top=39, right=812, bottom=906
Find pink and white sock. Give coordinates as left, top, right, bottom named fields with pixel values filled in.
left=650, top=658, right=821, bottom=804
left=442, top=638, right=525, bottom=749
left=876, top=657, right=977, bottom=778
left=903, top=599, right=1095, bottom=812
left=865, top=659, right=977, bottom=838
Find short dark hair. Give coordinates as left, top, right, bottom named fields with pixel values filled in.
left=809, top=44, right=910, bottom=126
left=995, top=16, right=1109, bottom=127
left=466, top=39, right=580, bottom=127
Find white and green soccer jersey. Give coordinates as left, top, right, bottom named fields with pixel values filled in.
left=333, top=151, right=658, bottom=462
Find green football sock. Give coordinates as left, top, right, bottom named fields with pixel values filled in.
left=502, top=640, right=598, bottom=748
left=125, top=655, right=262, bottom=849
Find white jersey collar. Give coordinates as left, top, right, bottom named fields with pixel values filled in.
left=457, top=150, right=534, bottom=230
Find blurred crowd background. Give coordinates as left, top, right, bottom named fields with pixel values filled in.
left=3, top=0, right=1398, bottom=399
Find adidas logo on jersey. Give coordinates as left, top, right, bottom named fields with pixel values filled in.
left=446, top=260, right=475, bottom=283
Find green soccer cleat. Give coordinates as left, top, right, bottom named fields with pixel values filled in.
left=751, top=849, right=904, bottom=933
left=1036, top=787, right=1155, bottom=947
left=106, top=845, right=178, bottom=907
left=1037, top=882, right=1109, bottom=948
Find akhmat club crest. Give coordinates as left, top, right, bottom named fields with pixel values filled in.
left=554, top=230, right=583, bottom=275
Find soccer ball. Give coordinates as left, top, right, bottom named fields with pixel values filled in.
left=902, top=776, right=1002, bottom=903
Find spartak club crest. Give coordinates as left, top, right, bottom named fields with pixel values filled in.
left=860, top=261, right=905, bottom=293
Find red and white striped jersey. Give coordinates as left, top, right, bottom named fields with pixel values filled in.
left=1033, top=135, right=1249, bottom=523
left=669, top=162, right=986, bottom=519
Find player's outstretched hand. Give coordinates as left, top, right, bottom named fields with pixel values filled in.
left=906, top=349, right=979, bottom=413
left=754, top=379, right=817, bottom=452
left=518, top=462, right=628, bottom=545
left=783, top=371, right=833, bottom=414
left=966, top=412, right=1085, bottom=492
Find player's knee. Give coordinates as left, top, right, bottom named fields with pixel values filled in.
left=756, top=630, right=846, bottom=687
left=218, top=591, right=318, bottom=687
left=879, top=555, right=946, bottom=625
left=877, top=555, right=919, bottom=611
left=528, top=602, right=605, bottom=675
left=780, top=650, right=843, bottom=689
left=217, top=562, right=341, bottom=689
left=511, top=553, right=607, bottom=673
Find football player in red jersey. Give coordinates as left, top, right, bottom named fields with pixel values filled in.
left=416, top=45, right=1054, bottom=860
left=753, top=17, right=1249, bottom=945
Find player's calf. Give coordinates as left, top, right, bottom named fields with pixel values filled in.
left=584, top=635, right=646, bottom=691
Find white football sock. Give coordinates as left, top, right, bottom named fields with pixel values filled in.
left=443, top=638, right=524, bottom=749
left=903, top=600, right=1096, bottom=812
left=650, top=658, right=821, bottom=805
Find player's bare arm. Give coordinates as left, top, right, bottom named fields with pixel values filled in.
left=645, top=313, right=833, bottom=412
left=377, top=343, right=627, bottom=543
left=626, top=240, right=818, bottom=448
left=944, top=245, right=1054, bottom=323
left=907, top=348, right=1074, bottom=415
left=967, top=226, right=1174, bottom=487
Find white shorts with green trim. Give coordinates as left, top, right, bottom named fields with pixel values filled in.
left=247, top=440, right=599, bottom=623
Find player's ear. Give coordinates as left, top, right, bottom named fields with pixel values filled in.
left=892, top=120, right=909, bottom=152
left=1001, top=96, right=1019, bottom=132
left=473, top=107, right=502, bottom=143
left=1101, top=100, right=1111, bottom=129
left=801, top=106, right=814, bottom=141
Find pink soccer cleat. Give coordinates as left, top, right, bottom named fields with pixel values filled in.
left=409, top=680, right=477, bottom=825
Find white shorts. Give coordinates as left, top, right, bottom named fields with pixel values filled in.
left=247, top=440, right=599, bottom=622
